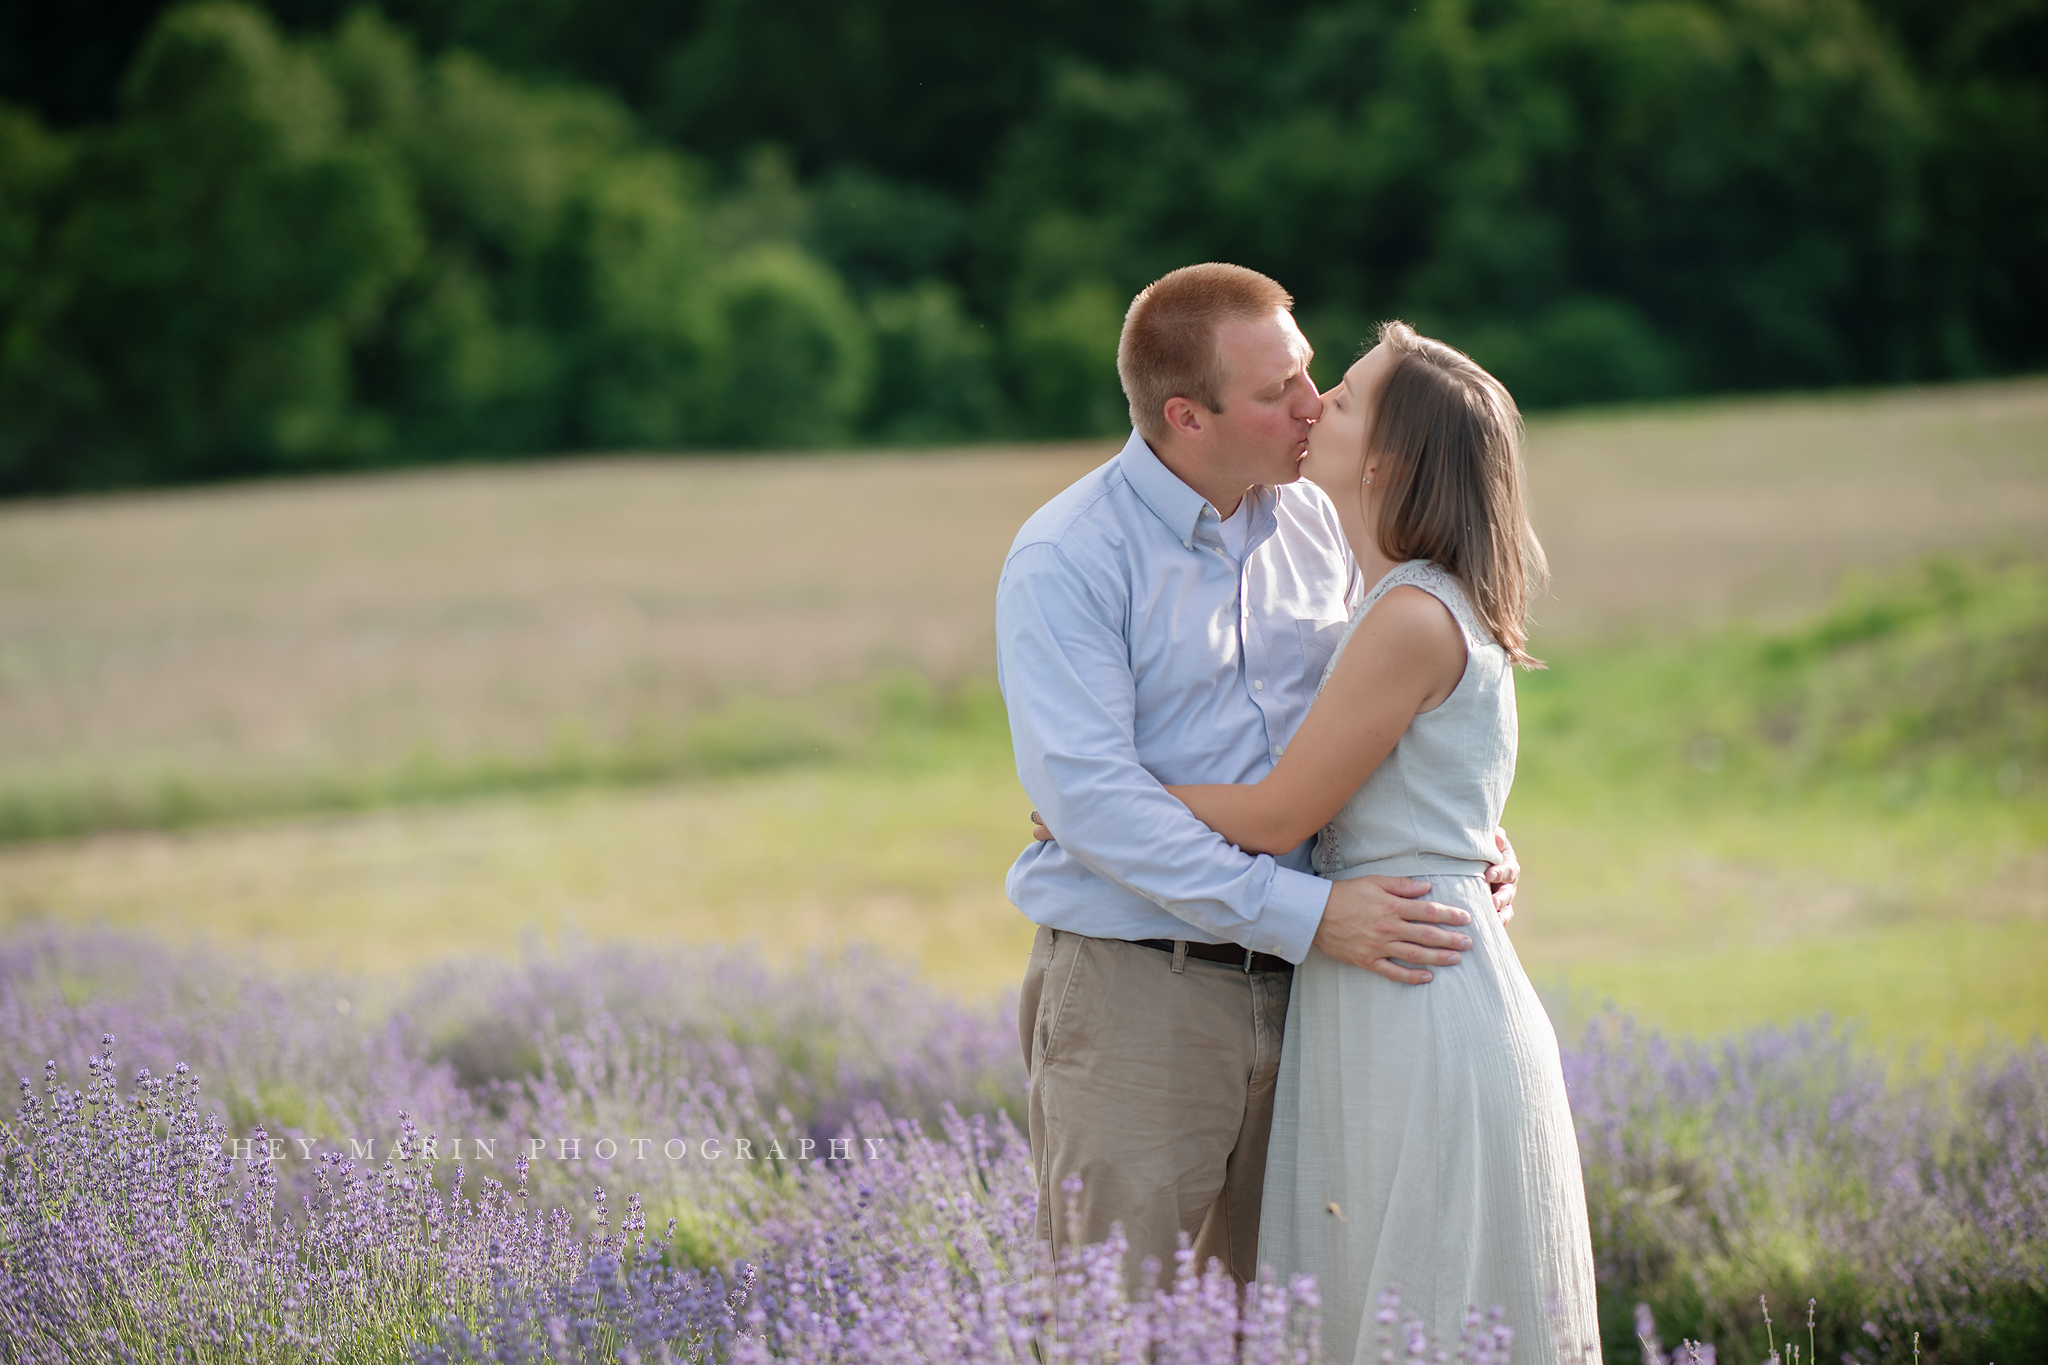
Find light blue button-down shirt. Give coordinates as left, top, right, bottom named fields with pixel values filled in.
left=996, top=431, right=1364, bottom=963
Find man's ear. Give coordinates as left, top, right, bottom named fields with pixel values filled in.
left=1161, top=395, right=1207, bottom=440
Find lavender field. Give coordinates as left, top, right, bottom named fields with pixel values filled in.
left=3, top=929, right=2043, bottom=1364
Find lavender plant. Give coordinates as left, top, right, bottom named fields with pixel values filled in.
left=1569, top=1015, right=2048, bottom=1361
left=4, top=929, right=2045, bottom=1363
left=0, top=926, right=1025, bottom=1248
left=0, top=1033, right=585, bottom=1362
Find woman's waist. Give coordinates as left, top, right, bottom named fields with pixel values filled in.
left=1324, top=853, right=1493, bottom=881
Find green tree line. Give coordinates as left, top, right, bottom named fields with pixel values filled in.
left=1, top=0, right=2042, bottom=491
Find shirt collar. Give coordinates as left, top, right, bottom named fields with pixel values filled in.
left=1116, top=430, right=1278, bottom=554
left=1117, top=430, right=1215, bottom=549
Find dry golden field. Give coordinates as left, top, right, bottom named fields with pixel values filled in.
left=5, top=378, right=2044, bottom=798
left=3, top=377, right=2045, bottom=1042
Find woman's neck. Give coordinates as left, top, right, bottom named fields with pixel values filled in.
left=1330, top=483, right=1402, bottom=588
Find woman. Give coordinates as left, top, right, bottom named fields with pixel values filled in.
left=1165, top=322, right=1600, bottom=1363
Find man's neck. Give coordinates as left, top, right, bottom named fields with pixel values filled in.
left=1150, top=437, right=1254, bottom=517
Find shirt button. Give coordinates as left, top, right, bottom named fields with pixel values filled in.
left=1272, top=744, right=1284, bottom=757
left=1182, top=540, right=1193, bottom=550
left=1253, top=680, right=1264, bottom=690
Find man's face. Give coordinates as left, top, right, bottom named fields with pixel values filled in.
left=1204, top=309, right=1322, bottom=488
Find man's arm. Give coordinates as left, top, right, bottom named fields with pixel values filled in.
left=1032, top=809, right=1515, bottom=921
left=998, top=543, right=1326, bottom=958
left=998, top=543, right=1473, bottom=973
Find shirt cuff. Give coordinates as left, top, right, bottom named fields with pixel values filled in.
left=1250, top=866, right=1332, bottom=964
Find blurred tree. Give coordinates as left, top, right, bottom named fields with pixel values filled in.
left=1872, top=0, right=2048, bottom=378
left=982, top=0, right=1939, bottom=403
left=0, top=3, right=420, bottom=486
left=865, top=281, right=1006, bottom=444
left=0, top=4, right=882, bottom=487
left=325, top=15, right=726, bottom=458
left=0, top=0, right=173, bottom=125
left=809, top=167, right=969, bottom=295
left=1008, top=280, right=1130, bottom=438
left=705, top=245, right=873, bottom=448
left=0, top=108, right=77, bottom=489
left=1, top=0, right=2043, bottom=483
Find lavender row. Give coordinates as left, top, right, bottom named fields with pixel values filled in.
left=4, top=1030, right=1373, bottom=1365
left=3, top=930, right=2043, bottom=1361
left=0, top=927, right=1023, bottom=1241
left=1571, top=1016, right=2048, bottom=1361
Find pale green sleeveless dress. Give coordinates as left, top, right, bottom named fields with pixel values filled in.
left=1257, top=560, right=1602, bottom=1365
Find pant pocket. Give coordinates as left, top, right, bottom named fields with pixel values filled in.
left=1035, top=930, right=1085, bottom=1068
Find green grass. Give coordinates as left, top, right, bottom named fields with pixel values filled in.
left=0, top=668, right=1014, bottom=844
left=1547, top=918, right=2047, bottom=1052
left=1517, top=550, right=2046, bottom=809
left=1501, top=553, right=2048, bottom=1052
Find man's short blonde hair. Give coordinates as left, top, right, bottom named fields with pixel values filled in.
left=1117, top=264, right=1294, bottom=443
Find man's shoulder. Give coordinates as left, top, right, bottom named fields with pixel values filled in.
left=1005, top=452, right=1130, bottom=568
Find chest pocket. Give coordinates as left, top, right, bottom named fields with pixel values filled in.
left=1297, top=618, right=1351, bottom=687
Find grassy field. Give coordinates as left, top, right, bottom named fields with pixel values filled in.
left=2, top=379, right=2045, bottom=1052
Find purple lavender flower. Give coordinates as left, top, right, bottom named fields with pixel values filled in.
left=4, top=930, right=2042, bottom=1363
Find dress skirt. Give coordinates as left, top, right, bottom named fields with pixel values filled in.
left=1257, top=871, right=1603, bottom=1365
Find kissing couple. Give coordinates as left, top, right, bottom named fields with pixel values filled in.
left=998, top=264, right=1601, bottom=1364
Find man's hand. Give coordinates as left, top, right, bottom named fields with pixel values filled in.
left=1031, top=810, right=1054, bottom=842
left=1488, top=826, right=1518, bottom=925
left=1313, top=876, right=1472, bottom=985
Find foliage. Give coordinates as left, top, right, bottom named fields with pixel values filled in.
left=0, top=6, right=965, bottom=490
left=1, top=931, right=2044, bottom=1361
left=2, top=0, right=2046, bottom=488
left=0, top=4, right=423, bottom=487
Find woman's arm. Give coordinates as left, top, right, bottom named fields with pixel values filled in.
left=1167, top=585, right=1468, bottom=854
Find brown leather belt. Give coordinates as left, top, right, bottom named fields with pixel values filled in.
left=1132, top=938, right=1294, bottom=974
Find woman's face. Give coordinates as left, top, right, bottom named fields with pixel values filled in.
left=1300, top=342, right=1396, bottom=496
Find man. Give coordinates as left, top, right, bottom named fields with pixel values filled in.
left=996, top=263, right=1516, bottom=1286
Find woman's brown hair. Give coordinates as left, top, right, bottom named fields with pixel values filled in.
left=1364, top=320, right=1548, bottom=668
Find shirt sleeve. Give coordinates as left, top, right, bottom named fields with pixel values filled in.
left=996, top=541, right=1330, bottom=962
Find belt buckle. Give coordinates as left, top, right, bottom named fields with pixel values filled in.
left=1242, top=947, right=1255, bottom=974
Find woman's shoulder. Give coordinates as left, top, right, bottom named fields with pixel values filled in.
left=1364, top=579, right=1467, bottom=655
left=1373, top=560, right=1498, bottom=647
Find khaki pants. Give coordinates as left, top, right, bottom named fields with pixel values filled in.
left=1017, top=926, right=1293, bottom=1287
